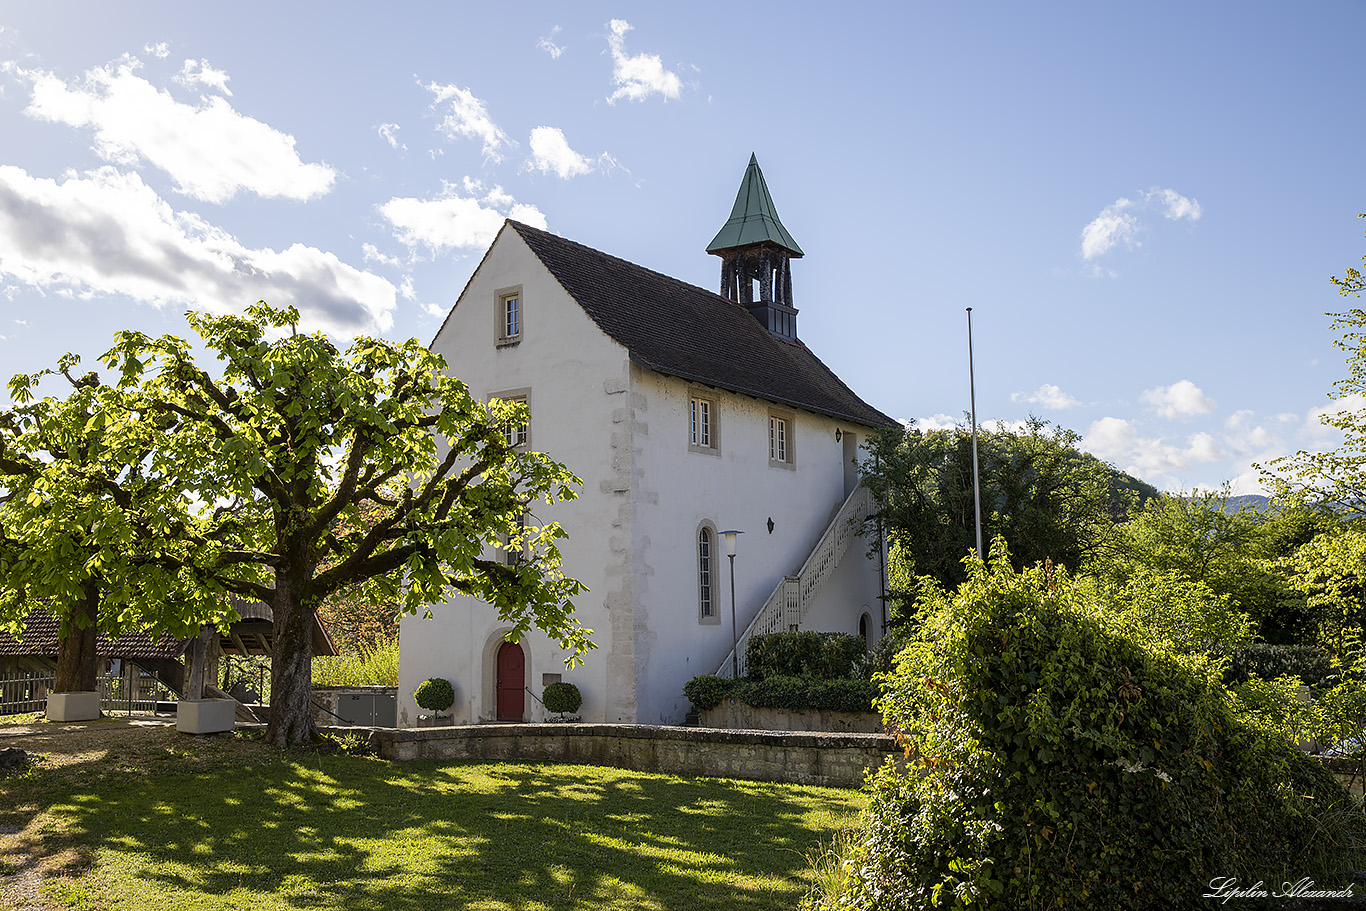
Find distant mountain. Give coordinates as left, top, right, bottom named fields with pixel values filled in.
left=1224, top=494, right=1272, bottom=513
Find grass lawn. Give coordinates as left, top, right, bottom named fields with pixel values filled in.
left=0, top=723, right=864, bottom=910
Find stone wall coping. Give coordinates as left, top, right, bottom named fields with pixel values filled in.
left=372, top=722, right=896, bottom=752
left=312, top=685, right=399, bottom=693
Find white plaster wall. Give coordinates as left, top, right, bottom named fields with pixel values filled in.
left=398, top=228, right=636, bottom=727
left=629, top=369, right=884, bottom=723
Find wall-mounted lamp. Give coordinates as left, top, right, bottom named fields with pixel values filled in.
left=835, top=428, right=843, bottom=442
left=766, top=517, right=775, bottom=534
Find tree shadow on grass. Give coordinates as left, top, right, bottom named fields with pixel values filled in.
left=6, top=747, right=863, bottom=911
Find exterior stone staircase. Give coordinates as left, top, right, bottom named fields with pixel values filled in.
left=715, top=484, right=873, bottom=678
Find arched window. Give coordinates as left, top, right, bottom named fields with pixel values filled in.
left=698, top=528, right=714, bottom=619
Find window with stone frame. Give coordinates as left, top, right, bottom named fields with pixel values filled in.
left=698, top=525, right=716, bottom=621
left=496, top=286, right=522, bottom=345
left=768, top=410, right=795, bottom=469
left=689, top=391, right=720, bottom=455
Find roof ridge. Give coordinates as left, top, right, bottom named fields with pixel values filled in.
left=508, top=220, right=753, bottom=314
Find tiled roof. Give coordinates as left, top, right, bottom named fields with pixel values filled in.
left=0, top=608, right=188, bottom=660
left=0, top=599, right=338, bottom=659
left=508, top=222, right=895, bottom=429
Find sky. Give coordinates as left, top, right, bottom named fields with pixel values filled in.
left=0, top=2, right=1363, bottom=495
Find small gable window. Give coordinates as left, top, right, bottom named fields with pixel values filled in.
left=689, top=391, right=720, bottom=455
left=495, top=286, right=522, bottom=346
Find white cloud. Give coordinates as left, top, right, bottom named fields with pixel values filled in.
left=144, top=42, right=170, bottom=59
left=361, top=242, right=402, bottom=268
left=915, top=413, right=961, bottom=432
left=423, top=80, right=513, bottom=161
left=538, top=26, right=566, bottom=59
left=17, top=58, right=334, bottom=203
left=1083, top=416, right=1222, bottom=489
left=379, top=178, right=546, bottom=255
left=377, top=122, right=405, bottom=150
left=1080, top=187, right=1202, bottom=266
left=1080, top=197, right=1138, bottom=260
left=527, top=126, right=593, bottom=179
left=605, top=19, right=683, bottom=104
left=1010, top=383, right=1080, bottom=409
left=1141, top=379, right=1216, bottom=419
left=175, top=58, right=231, bottom=95
left=0, top=165, right=394, bottom=335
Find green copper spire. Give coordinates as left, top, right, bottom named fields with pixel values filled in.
left=706, top=154, right=803, bottom=257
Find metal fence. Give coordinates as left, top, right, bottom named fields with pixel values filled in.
left=0, top=663, right=174, bottom=716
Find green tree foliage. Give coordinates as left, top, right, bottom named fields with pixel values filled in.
left=864, top=418, right=1145, bottom=596
left=1088, top=490, right=1326, bottom=644
left=0, top=359, right=210, bottom=692
left=92, top=302, right=590, bottom=747
left=1263, top=217, right=1366, bottom=512
left=821, top=547, right=1363, bottom=911
left=1284, top=528, right=1366, bottom=663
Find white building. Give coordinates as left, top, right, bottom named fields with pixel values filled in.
left=398, top=156, right=895, bottom=726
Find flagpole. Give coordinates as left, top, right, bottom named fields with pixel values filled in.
left=967, top=308, right=983, bottom=561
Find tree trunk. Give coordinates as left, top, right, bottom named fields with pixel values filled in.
left=54, top=581, right=99, bottom=693
left=264, top=573, right=317, bottom=748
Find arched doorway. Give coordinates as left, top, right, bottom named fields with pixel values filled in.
left=859, top=612, right=874, bottom=651
left=496, top=641, right=525, bottom=721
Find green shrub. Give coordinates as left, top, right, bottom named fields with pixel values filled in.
left=413, top=677, right=455, bottom=713
left=683, top=675, right=732, bottom=711
left=746, top=630, right=866, bottom=680
left=684, top=674, right=877, bottom=714
left=821, top=545, right=1365, bottom=911
left=543, top=681, right=582, bottom=715
left=732, top=676, right=878, bottom=713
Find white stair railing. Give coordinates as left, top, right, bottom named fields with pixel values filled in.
left=715, top=485, right=872, bottom=678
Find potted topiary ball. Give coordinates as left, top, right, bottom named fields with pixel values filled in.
left=543, top=681, right=582, bottom=720
left=414, top=677, right=455, bottom=725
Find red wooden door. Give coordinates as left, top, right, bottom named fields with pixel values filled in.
left=496, top=641, right=525, bottom=721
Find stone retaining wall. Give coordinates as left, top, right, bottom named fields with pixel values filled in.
left=372, top=723, right=896, bottom=788
left=698, top=703, right=883, bottom=733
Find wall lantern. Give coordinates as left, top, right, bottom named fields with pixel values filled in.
left=766, top=517, right=775, bottom=534
left=835, top=427, right=843, bottom=442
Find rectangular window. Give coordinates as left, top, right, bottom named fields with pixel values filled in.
left=492, top=389, right=531, bottom=449
left=688, top=390, right=720, bottom=455
left=769, top=416, right=786, bottom=462
left=504, top=514, right=527, bottom=565
left=505, top=397, right=528, bottom=448
left=691, top=397, right=710, bottom=447
left=495, top=285, right=523, bottom=345
left=768, top=410, right=795, bottom=469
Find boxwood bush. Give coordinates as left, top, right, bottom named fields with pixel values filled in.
left=542, top=681, right=582, bottom=715
left=413, top=677, right=455, bottom=713
left=818, top=548, right=1366, bottom=911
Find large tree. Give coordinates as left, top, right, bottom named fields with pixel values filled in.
left=0, top=358, right=202, bottom=693
left=864, top=418, right=1138, bottom=594
left=100, top=303, right=591, bottom=746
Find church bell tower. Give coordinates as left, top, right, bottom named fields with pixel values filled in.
left=707, top=154, right=804, bottom=341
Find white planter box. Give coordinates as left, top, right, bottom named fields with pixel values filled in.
left=47, top=691, right=101, bottom=722
left=177, top=699, right=236, bottom=734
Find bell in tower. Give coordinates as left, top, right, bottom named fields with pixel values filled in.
left=707, top=154, right=804, bottom=341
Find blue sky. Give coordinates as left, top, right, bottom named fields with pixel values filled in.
left=0, top=2, right=1363, bottom=494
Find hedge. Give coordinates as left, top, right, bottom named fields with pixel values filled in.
left=745, top=630, right=867, bottom=680
left=683, top=674, right=877, bottom=714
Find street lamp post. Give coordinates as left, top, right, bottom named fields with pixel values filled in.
left=720, top=530, right=744, bottom=679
